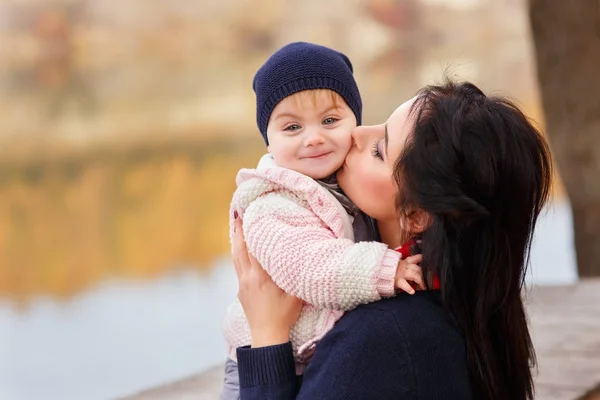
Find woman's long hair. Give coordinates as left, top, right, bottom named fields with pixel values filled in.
left=394, top=81, right=552, bottom=400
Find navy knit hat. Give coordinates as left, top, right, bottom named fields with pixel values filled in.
left=253, top=42, right=363, bottom=144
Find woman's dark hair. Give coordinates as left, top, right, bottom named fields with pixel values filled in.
left=394, top=81, right=552, bottom=400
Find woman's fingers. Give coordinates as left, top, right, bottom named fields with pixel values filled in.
left=232, top=215, right=249, bottom=277
left=248, top=253, right=266, bottom=277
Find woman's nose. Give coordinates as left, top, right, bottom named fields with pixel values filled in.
left=351, top=125, right=380, bottom=151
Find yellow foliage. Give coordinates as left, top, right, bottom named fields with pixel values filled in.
left=0, top=142, right=263, bottom=304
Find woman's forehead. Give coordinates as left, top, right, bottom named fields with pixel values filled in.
left=386, top=96, right=418, bottom=156
left=389, top=96, right=417, bottom=124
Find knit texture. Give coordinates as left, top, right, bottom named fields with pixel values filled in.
left=224, top=155, right=401, bottom=364
left=253, top=42, right=362, bottom=144
left=237, top=291, right=473, bottom=400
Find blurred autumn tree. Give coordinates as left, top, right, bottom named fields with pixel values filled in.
left=529, top=0, right=600, bottom=277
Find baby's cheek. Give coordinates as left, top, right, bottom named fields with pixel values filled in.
left=271, top=147, right=295, bottom=169
left=338, top=135, right=353, bottom=153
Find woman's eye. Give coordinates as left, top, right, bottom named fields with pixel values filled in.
left=284, top=124, right=301, bottom=131
left=323, top=117, right=338, bottom=125
left=371, top=141, right=383, bottom=160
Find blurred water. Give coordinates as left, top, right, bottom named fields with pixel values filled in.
left=527, top=201, right=578, bottom=285
left=0, top=200, right=577, bottom=400
left=0, top=260, right=237, bottom=400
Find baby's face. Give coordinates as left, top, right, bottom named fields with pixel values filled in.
left=266, top=90, right=356, bottom=180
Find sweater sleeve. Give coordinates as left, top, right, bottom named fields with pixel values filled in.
left=242, top=192, right=401, bottom=311
left=237, top=342, right=299, bottom=400
left=237, top=308, right=415, bottom=400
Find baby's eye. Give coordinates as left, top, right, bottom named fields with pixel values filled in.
left=323, top=117, right=339, bottom=125
left=284, top=124, right=301, bottom=131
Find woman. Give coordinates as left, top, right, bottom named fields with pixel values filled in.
left=232, top=81, right=552, bottom=400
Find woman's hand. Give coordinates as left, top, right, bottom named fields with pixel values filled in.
left=232, top=215, right=303, bottom=348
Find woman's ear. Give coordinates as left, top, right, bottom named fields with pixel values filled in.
left=406, top=209, right=432, bottom=234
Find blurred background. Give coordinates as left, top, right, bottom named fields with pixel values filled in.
left=0, top=0, right=586, bottom=399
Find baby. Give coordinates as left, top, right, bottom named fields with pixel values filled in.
left=220, top=42, right=423, bottom=400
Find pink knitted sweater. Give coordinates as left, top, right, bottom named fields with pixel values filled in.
left=223, top=155, right=401, bottom=365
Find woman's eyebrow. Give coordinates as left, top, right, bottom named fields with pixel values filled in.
left=384, top=123, right=389, bottom=158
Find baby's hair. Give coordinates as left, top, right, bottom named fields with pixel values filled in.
left=286, top=89, right=343, bottom=110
